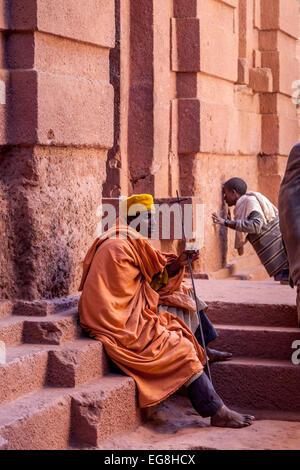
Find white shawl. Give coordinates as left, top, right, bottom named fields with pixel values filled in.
left=233, top=191, right=278, bottom=255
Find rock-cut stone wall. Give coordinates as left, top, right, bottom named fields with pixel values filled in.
left=0, top=0, right=299, bottom=302
left=0, top=0, right=115, bottom=300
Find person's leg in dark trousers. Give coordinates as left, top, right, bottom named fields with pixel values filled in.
left=186, top=371, right=255, bottom=428
left=187, top=371, right=224, bottom=417
left=194, top=310, right=232, bottom=362
left=194, top=310, right=218, bottom=346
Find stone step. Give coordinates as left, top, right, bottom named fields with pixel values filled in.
left=0, top=297, right=79, bottom=319
left=0, top=344, right=48, bottom=407
left=230, top=264, right=269, bottom=281
left=213, top=324, right=300, bottom=360
left=211, top=358, right=300, bottom=413
left=0, top=308, right=81, bottom=347
left=202, top=280, right=298, bottom=331
left=12, top=296, right=80, bottom=317
left=0, top=387, right=72, bottom=450
left=0, top=338, right=110, bottom=407
left=206, top=301, right=298, bottom=327
left=47, top=338, right=110, bottom=388
left=228, top=253, right=263, bottom=271
left=0, top=375, right=140, bottom=450
left=23, top=309, right=82, bottom=345
left=0, top=315, right=25, bottom=347
left=70, top=375, right=141, bottom=448
left=0, top=301, right=13, bottom=320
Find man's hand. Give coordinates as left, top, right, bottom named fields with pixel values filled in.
left=212, top=212, right=225, bottom=226
left=177, top=249, right=199, bottom=267
left=166, top=250, right=199, bottom=277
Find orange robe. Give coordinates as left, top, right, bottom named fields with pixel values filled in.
left=78, top=221, right=205, bottom=408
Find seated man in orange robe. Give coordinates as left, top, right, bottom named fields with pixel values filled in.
left=78, top=194, right=254, bottom=428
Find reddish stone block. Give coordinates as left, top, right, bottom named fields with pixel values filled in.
left=278, top=115, right=299, bottom=156
left=262, top=114, right=280, bottom=155
left=212, top=359, right=300, bottom=413
left=198, top=73, right=234, bottom=106
left=7, top=68, right=114, bottom=149
left=238, top=0, right=254, bottom=63
left=259, top=31, right=278, bottom=51
left=207, top=300, right=298, bottom=327
left=249, top=67, right=273, bottom=93
left=198, top=100, right=239, bottom=155
left=260, top=93, right=297, bottom=119
left=173, top=0, right=197, bottom=18
left=0, top=301, right=13, bottom=319
left=0, top=391, right=72, bottom=450
left=171, top=18, right=200, bottom=72
left=7, top=32, right=110, bottom=82
left=254, top=0, right=261, bottom=29
left=0, top=347, right=48, bottom=406
left=6, top=33, right=35, bottom=69
left=0, top=145, right=107, bottom=300
left=0, top=317, right=24, bottom=347
left=262, top=114, right=298, bottom=156
left=253, top=50, right=262, bottom=68
left=198, top=0, right=237, bottom=32
left=23, top=312, right=81, bottom=345
left=12, top=296, right=79, bottom=316
left=176, top=73, right=197, bottom=98
left=47, top=340, right=109, bottom=387
left=214, top=325, right=300, bottom=360
left=6, top=70, right=37, bottom=145
left=6, top=0, right=115, bottom=48
left=177, top=99, right=200, bottom=154
left=37, top=72, right=113, bottom=148
left=261, top=38, right=298, bottom=97
left=237, top=58, right=249, bottom=85
left=13, top=300, right=53, bottom=317
left=172, top=18, right=238, bottom=82
left=199, top=19, right=238, bottom=82
left=37, top=0, right=115, bottom=47
left=71, top=376, right=141, bottom=446
left=261, top=0, right=299, bottom=39
left=5, top=0, right=37, bottom=30
left=236, top=108, right=262, bottom=155
left=258, top=174, right=283, bottom=203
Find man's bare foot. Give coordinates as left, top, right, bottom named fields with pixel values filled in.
left=211, top=405, right=255, bottom=428
left=207, top=347, right=233, bottom=362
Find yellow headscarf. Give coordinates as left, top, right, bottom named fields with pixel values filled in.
left=120, top=194, right=155, bottom=218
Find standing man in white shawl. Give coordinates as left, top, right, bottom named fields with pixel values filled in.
left=212, top=178, right=289, bottom=283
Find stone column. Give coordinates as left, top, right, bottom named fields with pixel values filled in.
left=258, top=0, right=299, bottom=204
left=0, top=0, right=115, bottom=301
left=171, top=0, right=241, bottom=273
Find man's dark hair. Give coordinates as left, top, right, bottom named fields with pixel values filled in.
left=224, top=177, right=247, bottom=195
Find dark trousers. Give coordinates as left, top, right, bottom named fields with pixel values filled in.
left=194, top=310, right=218, bottom=348
left=188, top=312, right=223, bottom=418
left=187, top=371, right=224, bottom=418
